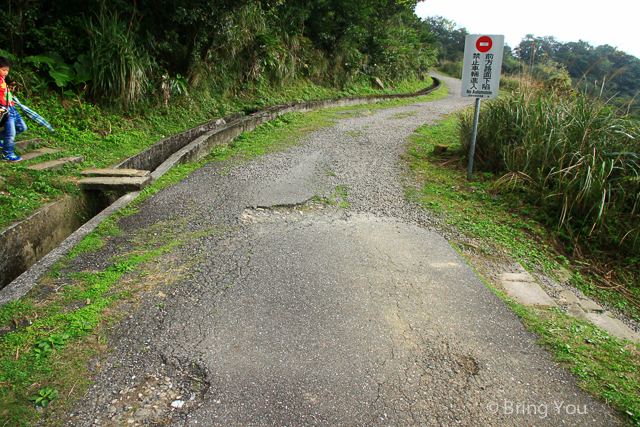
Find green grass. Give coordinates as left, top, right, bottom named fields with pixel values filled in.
left=407, top=113, right=640, bottom=426
left=0, top=215, right=222, bottom=426
left=513, top=303, right=640, bottom=426
left=389, top=111, right=418, bottom=119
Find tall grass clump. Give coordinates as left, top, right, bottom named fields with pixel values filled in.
left=84, top=10, right=154, bottom=105
left=461, top=78, right=640, bottom=254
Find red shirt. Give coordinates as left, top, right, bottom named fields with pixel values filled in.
left=0, top=76, right=14, bottom=107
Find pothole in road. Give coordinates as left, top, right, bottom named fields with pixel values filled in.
left=89, top=360, right=209, bottom=426
left=456, top=355, right=480, bottom=376
left=240, top=202, right=340, bottom=224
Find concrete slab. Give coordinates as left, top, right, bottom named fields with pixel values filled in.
left=15, top=138, right=44, bottom=151
left=27, top=156, right=84, bottom=171
left=501, top=280, right=558, bottom=307
left=585, top=313, right=640, bottom=343
left=559, top=290, right=580, bottom=304
left=579, top=299, right=604, bottom=312
left=79, top=168, right=150, bottom=178
left=499, top=272, right=535, bottom=282
left=566, top=303, right=590, bottom=322
left=79, top=176, right=151, bottom=192
left=21, top=147, right=61, bottom=161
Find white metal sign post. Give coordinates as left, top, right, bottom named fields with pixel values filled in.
left=461, top=34, right=504, bottom=180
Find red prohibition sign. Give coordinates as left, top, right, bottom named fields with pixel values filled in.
left=476, top=36, right=493, bottom=53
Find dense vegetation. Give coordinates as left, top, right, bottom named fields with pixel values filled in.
left=460, top=79, right=640, bottom=289
left=422, top=15, right=640, bottom=319
left=515, top=35, right=640, bottom=112
left=0, top=0, right=437, bottom=104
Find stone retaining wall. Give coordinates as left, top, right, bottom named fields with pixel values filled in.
left=0, top=196, right=86, bottom=289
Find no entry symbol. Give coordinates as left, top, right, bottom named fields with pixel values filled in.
left=476, top=36, right=493, bottom=53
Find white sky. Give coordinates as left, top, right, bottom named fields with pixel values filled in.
left=415, top=0, right=640, bottom=59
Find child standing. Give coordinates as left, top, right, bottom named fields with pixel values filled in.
left=0, top=56, right=26, bottom=162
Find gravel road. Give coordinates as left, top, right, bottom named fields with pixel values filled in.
left=66, top=74, right=622, bottom=426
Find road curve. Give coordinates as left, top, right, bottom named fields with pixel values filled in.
left=67, top=74, right=621, bottom=426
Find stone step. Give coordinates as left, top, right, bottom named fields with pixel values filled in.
left=585, top=312, right=640, bottom=343
left=27, top=156, right=84, bottom=171
left=579, top=298, right=604, bottom=312
left=499, top=272, right=536, bottom=283
left=79, top=176, right=151, bottom=192
left=21, top=147, right=61, bottom=161
left=16, top=138, right=44, bottom=151
left=501, top=280, right=558, bottom=307
left=559, top=290, right=580, bottom=304
left=79, top=168, right=150, bottom=178
left=502, top=264, right=639, bottom=344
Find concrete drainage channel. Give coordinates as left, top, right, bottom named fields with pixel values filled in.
left=0, top=78, right=441, bottom=305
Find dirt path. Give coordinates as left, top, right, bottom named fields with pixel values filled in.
left=66, top=74, right=621, bottom=426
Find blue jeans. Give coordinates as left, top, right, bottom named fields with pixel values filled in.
left=1, top=106, right=27, bottom=155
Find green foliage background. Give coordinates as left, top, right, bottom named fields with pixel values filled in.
left=0, top=0, right=437, bottom=103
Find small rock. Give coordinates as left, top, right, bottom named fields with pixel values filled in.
left=171, top=400, right=185, bottom=409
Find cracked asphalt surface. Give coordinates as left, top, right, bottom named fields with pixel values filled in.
left=67, top=74, right=622, bottom=426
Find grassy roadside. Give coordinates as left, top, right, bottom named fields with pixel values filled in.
left=0, top=76, right=434, bottom=231
left=405, top=114, right=640, bottom=426
left=0, top=84, right=449, bottom=426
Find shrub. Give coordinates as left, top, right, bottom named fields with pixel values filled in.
left=436, top=60, right=462, bottom=78
left=461, top=78, right=640, bottom=252
left=84, top=10, right=154, bottom=105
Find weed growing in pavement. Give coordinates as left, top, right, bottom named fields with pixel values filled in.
left=389, top=111, right=419, bottom=119
left=407, top=113, right=640, bottom=426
